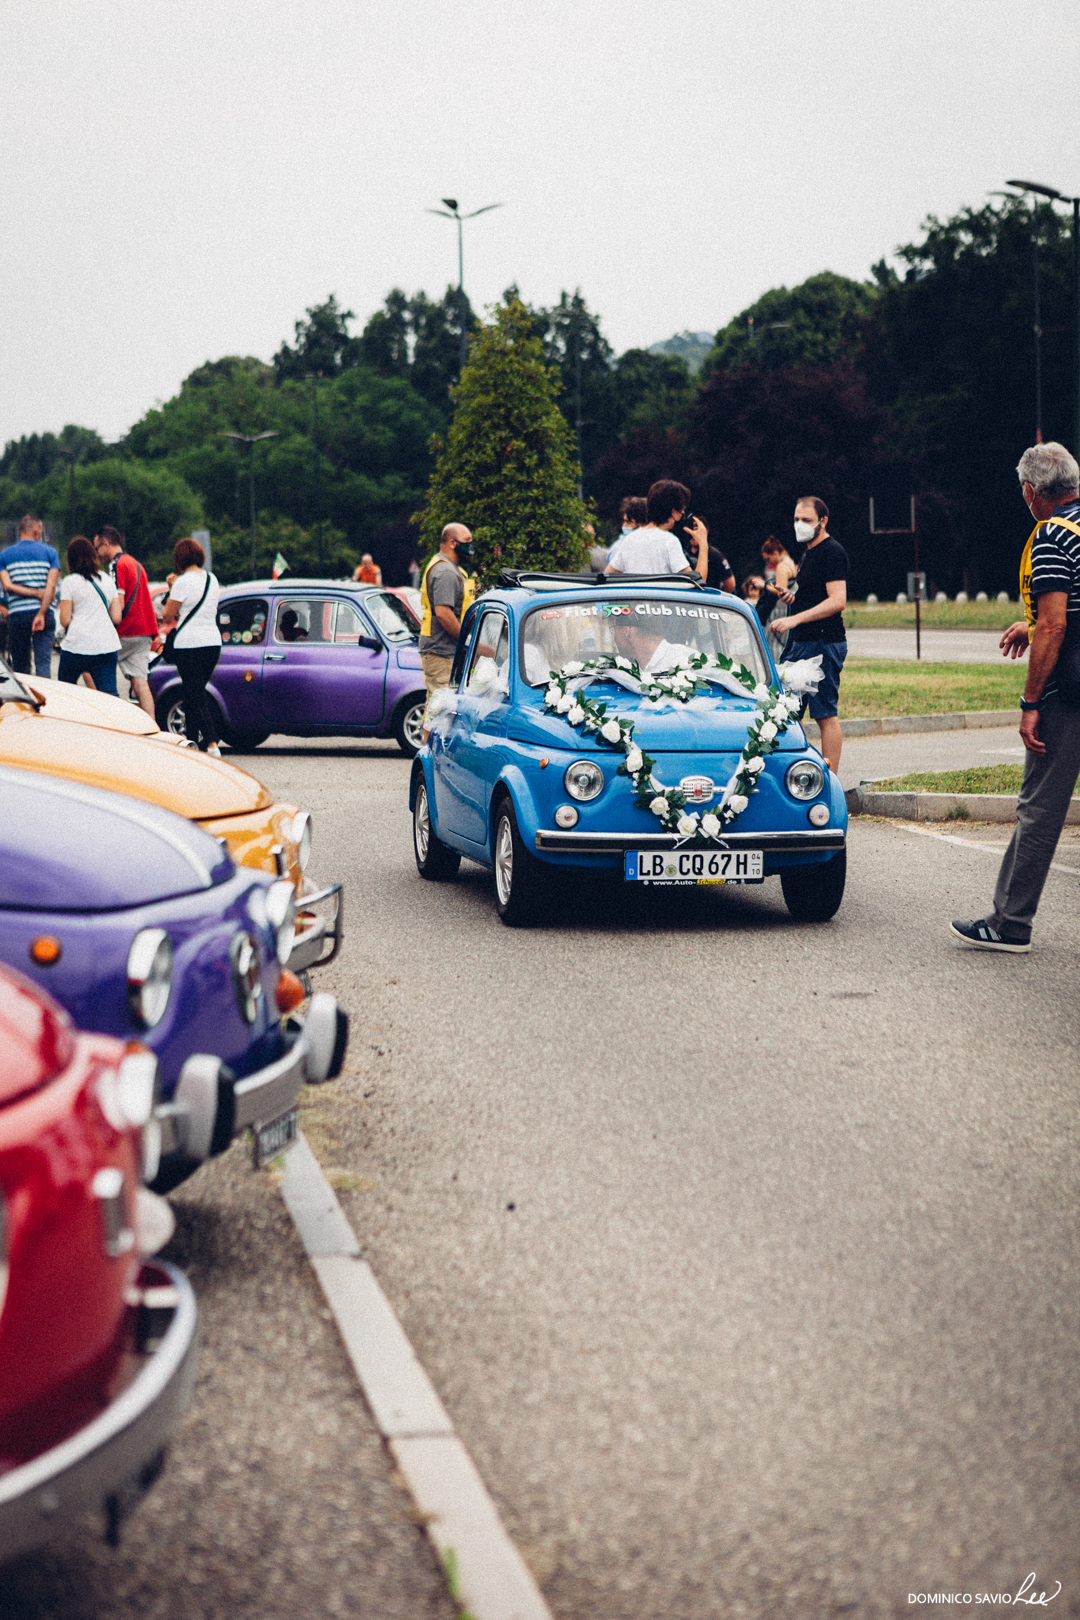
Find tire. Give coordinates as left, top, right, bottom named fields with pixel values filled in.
left=492, top=796, right=544, bottom=927
left=780, top=849, right=847, bottom=922
left=394, top=693, right=427, bottom=758
left=221, top=726, right=270, bottom=752
left=412, top=777, right=460, bottom=881
left=155, top=691, right=187, bottom=738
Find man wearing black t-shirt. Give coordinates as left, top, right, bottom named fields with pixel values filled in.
left=767, top=495, right=848, bottom=767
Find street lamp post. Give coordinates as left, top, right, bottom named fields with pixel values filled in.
left=427, top=198, right=502, bottom=375
left=59, top=449, right=78, bottom=541
left=219, top=431, right=279, bottom=578
left=305, top=373, right=323, bottom=574
left=1007, top=179, right=1080, bottom=455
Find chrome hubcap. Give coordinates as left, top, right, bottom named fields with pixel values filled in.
left=167, top=700, right=186, bottom=735
left=403, top=703, right=425, bottom=749
left=415, top=785, right=430, bottom=861
left=495, top=816, right=513, bottom=905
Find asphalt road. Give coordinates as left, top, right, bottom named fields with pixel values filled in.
left=243, top=737, right=1079, bottom=1620
left=845, top=629, right=1006, bottom=662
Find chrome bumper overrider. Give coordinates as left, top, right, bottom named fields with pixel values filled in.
left=289, top=881, right=344, bottom=971
left=534, top=827, right=846, bottom=854
left=0, top=1261, right=198, bottom=1561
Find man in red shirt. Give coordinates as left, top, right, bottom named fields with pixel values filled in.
left=94, top=527, right=159, bottom=717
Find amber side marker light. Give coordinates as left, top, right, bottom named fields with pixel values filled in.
left=275, top=970, right=305, bottom=1015
left=29, top=935, right=62, bottom=967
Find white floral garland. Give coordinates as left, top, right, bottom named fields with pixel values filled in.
left=541, top=651, right=820, bottom=841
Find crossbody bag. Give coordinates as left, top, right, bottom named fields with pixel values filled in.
left=163, top=572, right=212, bottom=662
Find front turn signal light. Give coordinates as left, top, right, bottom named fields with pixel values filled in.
left=29, top=935, right=62, bottom=967
left=275, top=970, right=305, bottom=1015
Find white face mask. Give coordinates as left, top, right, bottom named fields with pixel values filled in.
left=794, top=518, right=818, bottom=543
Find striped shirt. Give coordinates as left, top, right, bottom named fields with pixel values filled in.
left=0, top=540, right=60, bottom=617
left=1029, top=497, right=1080, bottom=701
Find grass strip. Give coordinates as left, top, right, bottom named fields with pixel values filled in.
left=844, top=600, right=1019, bottom=631
left=874, top=765, right=1026, bottom=794
left=838, top=658, right=1025, bottom=717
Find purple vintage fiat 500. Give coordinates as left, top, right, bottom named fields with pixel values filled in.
left=0, top=765, right=349, bottom=1191
left=149, top=580, right=428, bottom=756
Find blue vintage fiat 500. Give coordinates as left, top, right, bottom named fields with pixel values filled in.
left=409, top=572, right=847, bottom=926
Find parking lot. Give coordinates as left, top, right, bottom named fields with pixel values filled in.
left=5, top=734, right=1079, bottom=1620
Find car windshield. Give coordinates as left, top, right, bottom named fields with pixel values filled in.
left=364, top=591, right=416, bottom=642
left=520, top=596, right=770, bottom=687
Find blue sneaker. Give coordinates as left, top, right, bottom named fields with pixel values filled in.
left=950, top=918, right=1031, bottom=953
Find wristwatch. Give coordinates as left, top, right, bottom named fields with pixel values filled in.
left=1019, top=698, right=1041, bottom=712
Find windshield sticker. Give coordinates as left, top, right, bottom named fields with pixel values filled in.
left=541, top=610, right=562, bottom=619
left=560, top=603, right=721, bottom=620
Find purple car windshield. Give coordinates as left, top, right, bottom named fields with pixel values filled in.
left=520, top=597, right=769, bottom=686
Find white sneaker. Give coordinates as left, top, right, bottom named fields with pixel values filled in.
left=206, top=744, right=222, bottom=758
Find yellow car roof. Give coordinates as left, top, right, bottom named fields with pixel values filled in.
left=0, top=707, right=273, bottom=818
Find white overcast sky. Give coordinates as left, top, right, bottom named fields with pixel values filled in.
left=3, top=0, right=1077, bottom=448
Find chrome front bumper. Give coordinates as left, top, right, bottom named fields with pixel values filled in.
left=534, top=827, right=846, bottom=854
left=289, top=881, right=344, bottom=971
left=0, top=1261, right=197, bottom=1562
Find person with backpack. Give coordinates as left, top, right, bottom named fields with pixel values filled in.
left=94, top=525, right=158, bottom=717
left=56, top=536, right=123, bottom=694
left=160, top=535, right=223, bottom=755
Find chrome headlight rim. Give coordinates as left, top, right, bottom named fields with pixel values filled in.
left=785, top=759, right=826, bottom=802
left=126, top=928, right=173, bottom=1030
left=229, top=929, right=264, bottom=1025
left=265, top=879, right=297, bottom=966
left=563, top=759, right=605, bottom=802
left=290, top=811, right=313, bottom=873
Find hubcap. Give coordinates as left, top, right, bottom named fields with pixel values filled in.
left=494, top=815, right=514, bottom=906
left=403, top=703, right=425, bottom=750
left=166, top=700, right=186, bottom=736
left=414, top=785, right=430, bottom=861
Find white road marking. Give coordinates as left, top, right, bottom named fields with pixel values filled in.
left=979, top=746, right=1025, bottom=756
left=896, top=820, right=1080, bottom=876
left=280, top=1134, right=553, bottom=1620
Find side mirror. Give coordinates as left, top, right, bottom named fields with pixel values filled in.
left=359, top=636, right=383, bottom=652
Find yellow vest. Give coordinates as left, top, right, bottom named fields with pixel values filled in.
left=1020, top=515, right=1080, bottom=625
left=420, top=553, right=475, bottom=640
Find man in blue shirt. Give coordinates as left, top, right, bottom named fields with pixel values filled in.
left=0, top=514, right=60, bottom=676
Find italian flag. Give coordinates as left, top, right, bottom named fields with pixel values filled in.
left=272, top=553, right=289, bottom=579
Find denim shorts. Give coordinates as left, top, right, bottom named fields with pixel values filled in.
left=783, top=640, right=847, bottom=720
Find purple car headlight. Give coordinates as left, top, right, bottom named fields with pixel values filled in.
left=265, top=880, right=297, bottom=966
left=126, top=929, right=173, bottom=1030
left=230, top=930, right=264, bottom=1023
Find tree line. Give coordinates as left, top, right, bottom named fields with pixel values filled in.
left=1, top=193, right=1073, bottom=593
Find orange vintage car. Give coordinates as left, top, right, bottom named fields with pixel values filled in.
left=0, top=659, right=341, bottom=972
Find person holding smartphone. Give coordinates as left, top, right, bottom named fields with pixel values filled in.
left=605, top=481, right=709, bottom=578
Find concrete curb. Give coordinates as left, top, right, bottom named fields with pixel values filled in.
left=846, top=784, right=1080, bottom=824
left=804, top=708, right=1019, bottom=741
left=280, top=1134, right=553, bottom=1620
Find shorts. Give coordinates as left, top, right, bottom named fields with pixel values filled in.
left=118, top=635, right=152, bottom=679
left=420, top=651, right=454, bottom=696
left=784, top=640, right=847, bottom=720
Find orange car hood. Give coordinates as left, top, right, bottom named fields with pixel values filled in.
left=17, top=676, right=162, bottom=736
left=0, top=708, right=273, bottom=818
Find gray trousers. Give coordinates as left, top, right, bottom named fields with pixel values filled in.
left=989, top=698, right=1080, bottom=939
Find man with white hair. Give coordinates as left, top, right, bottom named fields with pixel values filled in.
left=952, top=441, right=1080, bottom=952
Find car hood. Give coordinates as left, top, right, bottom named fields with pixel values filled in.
left=10, top=676, right=161, bottom=736
left=0, top=765, right=234, bottom=912
left=0, top=709, right=274, bottom=817
left=507, top=689, right=807, bottom=753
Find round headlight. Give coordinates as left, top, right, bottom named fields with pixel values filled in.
left=785, top=759, right=826, bottom=801
left=230, top=930, right=264, bottom=1024
left=564, top=759, right=604, bottom=801
left=291, top=811, right=312, bottom=872
left=126, top=929, right=173, bottom=1030
left=265, top=879, right=297, bottom=966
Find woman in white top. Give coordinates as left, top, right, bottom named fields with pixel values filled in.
left=159, top=536, right=223, bottom=755
left=57, top=536, right=123, bottom=695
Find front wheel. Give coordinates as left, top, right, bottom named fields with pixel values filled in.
left=155, top=692, right=187, bottom=737
left=394, top=694, right=427, bottom=758
left=780, top=849, right=846, bottom=922
left=492, top=797, right=544, bottom=926
left=413, top=778, right=460, bottom=880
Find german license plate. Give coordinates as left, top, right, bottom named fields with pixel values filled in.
left=252, top=1104, right=300, bottom=1168
left=625, top=849, right=764, bottom=884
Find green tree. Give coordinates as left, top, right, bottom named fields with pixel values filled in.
left=272, top=295, right=360, bottom=382
left=418, top=295, right=590, bottom=587
left=33, top=457, right=203, bottom=559
left=611, top=348, right=693, bottom=435
left=358, top=286, right=477, bottom=414
left=0, top=425, right=108, bottom=484
left=705, top=271, right=880, bottom=375
left=163, top=514, right=352, bottom=586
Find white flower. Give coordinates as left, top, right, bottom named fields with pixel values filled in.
left=701, top=813, right=721, bottom=838
left=677, top=813, right=699, bottom=835
left=753, top=683, right=771, bottom=702
left=557, top=693, right=575, bottom=713
left=745, top=755, right=765, bottom=775
left=614, top=655, right=632, bottom=670
left=601, top=719, right=622, bottom=743
left=545, top=685, right=561, bottom=706
left=650, top=795, right=669, bottom=816
left=567, top=704, right=585, bottom=725
left=563, top=660, right=584, bottom=675
left=625, top=746, right=643, bottom=774
left=758, top=720, right=777, bottom=741
left=728, top=793, right=749, bottom=814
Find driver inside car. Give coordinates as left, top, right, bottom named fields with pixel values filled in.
left=611, top=617, right=697, bottom=674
